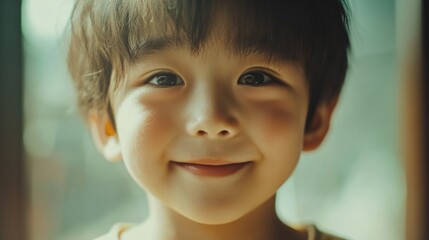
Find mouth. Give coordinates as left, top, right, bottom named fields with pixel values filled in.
left=171, top=161, right=253, bottom=177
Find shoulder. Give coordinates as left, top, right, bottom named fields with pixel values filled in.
left=307, top=225, right=348, bottom=240
left=94, top=223, right=135, bottom=240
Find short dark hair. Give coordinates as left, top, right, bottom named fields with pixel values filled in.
left=67, top=0, right=350, bottom=129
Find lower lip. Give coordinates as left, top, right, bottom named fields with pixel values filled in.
left=173, top=162, right=251, bottom=177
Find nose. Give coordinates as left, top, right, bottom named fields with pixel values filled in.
left=186, top=90, right=239, bottom=140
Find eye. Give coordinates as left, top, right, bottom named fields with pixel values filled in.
left=237, top=71, right=275, bottom=86
left=146, top=72, right=184, bottom=87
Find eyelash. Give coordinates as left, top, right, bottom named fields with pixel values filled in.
left=145, top=72, right=184, bottom=87
left=237, top=71, right=279, bottom=87
left=143, top=70, right=280, bottom=87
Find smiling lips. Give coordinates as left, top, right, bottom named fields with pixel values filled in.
left=173, top=161, right=252, bottom=177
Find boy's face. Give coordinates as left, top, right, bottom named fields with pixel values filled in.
left=90, top=34, right=335, bottom=224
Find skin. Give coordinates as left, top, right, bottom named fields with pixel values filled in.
left=89, top=32, right=337, bottom=240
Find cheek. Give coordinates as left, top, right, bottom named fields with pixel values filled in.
left=115, top=98, right=176, bottom=184
left=246, top=102, right=306, bottom=186
left=246, top=100, right=306, bottom=146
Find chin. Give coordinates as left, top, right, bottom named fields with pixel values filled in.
left=183, top=210, right=247, bottom=225
left=174, top=199, right=255, bottom=225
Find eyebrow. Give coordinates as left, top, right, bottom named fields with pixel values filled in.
left=133, top=36, right=295, bottom=65
left=135, top=37, right=186, bottom=59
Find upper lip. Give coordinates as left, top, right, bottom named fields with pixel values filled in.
left=172, top=159, right=250, bottom=166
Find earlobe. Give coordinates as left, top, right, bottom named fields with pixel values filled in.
left=303, top=98, right=338, bottom=151
left=88, top=112, right=123, bottom=162
left=102, top=136, right=123, bottom=162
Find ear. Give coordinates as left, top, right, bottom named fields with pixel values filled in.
left=88, top=111, right=122, bottom=162
left=303, top=98, right=338, bottom=151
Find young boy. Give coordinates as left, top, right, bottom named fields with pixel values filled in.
left=67, top=0, right=350, bottom=239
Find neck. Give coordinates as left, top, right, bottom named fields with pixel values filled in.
left=127, top=194, right=305, bottom=240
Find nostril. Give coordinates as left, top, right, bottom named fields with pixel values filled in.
left=194, top=129, right=231, bottom=138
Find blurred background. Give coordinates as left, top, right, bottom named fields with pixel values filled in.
left=0, top=0, right=418, bottom=239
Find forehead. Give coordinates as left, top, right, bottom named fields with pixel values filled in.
left=132, top=35, right=280, bottom=66
left=135, top=39, right=302, bottom=77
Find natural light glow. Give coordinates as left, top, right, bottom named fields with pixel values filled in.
left=22, top=0, right=74, bottom=41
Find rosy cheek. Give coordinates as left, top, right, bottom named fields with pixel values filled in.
left=115, top=97, right=175, bottom=177
left=246, top=102, right=306, bottom=170
left=245, top=101, right=296, bottom=141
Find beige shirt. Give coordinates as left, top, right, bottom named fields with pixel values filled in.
left=95, top=223, right=346, bottom=240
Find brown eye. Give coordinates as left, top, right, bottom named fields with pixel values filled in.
left=238, top=71, right=274, bottom=86
left=147, top=72, right=184, bottom=87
